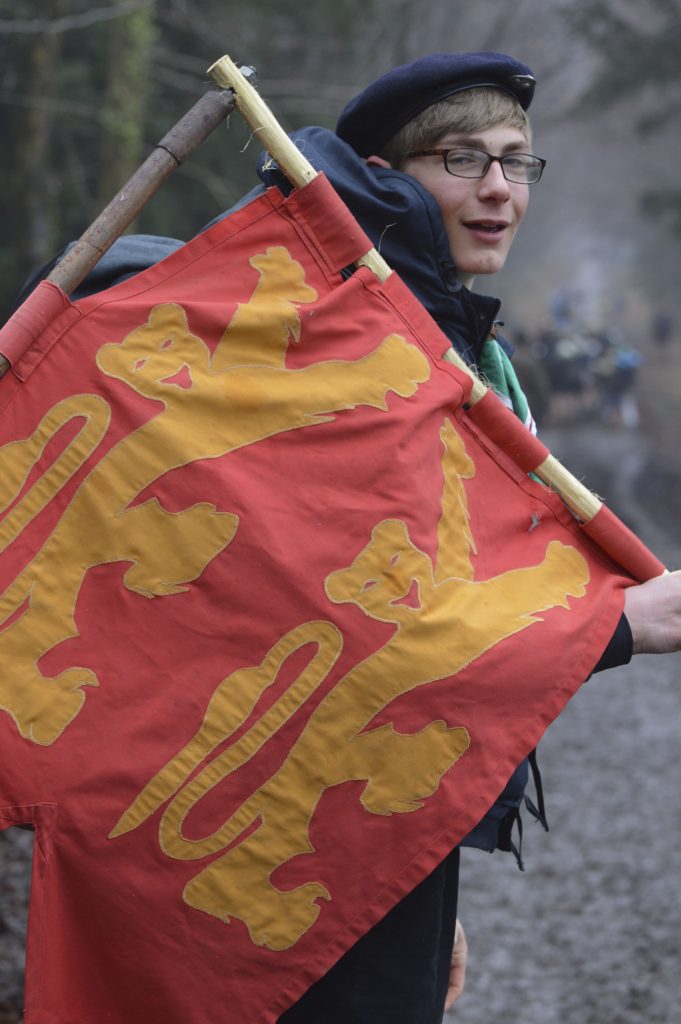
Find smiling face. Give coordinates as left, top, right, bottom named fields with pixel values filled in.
left=400, top=124, right=530, bottom=278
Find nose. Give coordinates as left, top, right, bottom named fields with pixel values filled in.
left=477, top=159, right=511, bottom=201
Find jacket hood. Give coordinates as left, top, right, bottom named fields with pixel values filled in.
left=257, top=126, right=500, bottom=364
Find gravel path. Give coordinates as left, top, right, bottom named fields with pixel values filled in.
left=2, top=424, right=679, bottom=1022
left=0, top=830, right=31, bottom=1023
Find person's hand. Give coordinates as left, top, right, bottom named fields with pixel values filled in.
left=624, top=569, right=681, bottom=654
left=444, top=918, right=468, bottom=1010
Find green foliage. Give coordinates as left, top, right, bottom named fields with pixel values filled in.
left=563, top=0, right=681, bottom=110
left=563, top=0, right=681, bottom=114
left=98, top=7, right=156, bottom=204
left=0, top=0, right=391, bottom=320
left=563, top=0, right=681, bottom=245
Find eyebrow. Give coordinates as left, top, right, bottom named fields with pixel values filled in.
left=440, top=135, right=529, bottom=153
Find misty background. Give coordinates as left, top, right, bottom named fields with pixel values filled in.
left=2, top=0, right=681, bottom=329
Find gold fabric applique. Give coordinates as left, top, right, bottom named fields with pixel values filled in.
left=0, top=246, right=430, bottom=744
left=110, top=419, right=590, bottom=951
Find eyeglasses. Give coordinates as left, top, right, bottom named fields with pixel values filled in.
left=406, top=146, right=546, bottom=184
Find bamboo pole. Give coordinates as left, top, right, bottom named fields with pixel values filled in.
left=208, top=55, right=603, bottom=524
left=0, top=86, right=236, bottom=381
left=209, top=56, right=395, bottom=283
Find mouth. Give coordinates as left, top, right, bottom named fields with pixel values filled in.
left=464, top=220, right=509, bottom=234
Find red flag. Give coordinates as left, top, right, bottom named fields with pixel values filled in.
left=0, top=174, right=656, bottom=1022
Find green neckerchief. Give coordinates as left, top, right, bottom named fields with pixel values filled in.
left=476, top=336, right=532, bottom=429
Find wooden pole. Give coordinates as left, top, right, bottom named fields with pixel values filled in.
left=0, top=87, right=236, bottom=380
left=207, top=56, right=603, bottom=524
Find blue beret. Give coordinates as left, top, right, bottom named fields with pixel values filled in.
left=336, top=52, right=536, bottom=158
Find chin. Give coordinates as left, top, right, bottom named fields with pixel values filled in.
left=460, top=254, right=509, bottom=277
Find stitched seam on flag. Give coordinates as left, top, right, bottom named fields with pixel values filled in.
left=275, top=199, right=354, bottom=288
left=357, top=270, right=478, bottom=413
left=0, top=370, right=21, bottom=416
left=279, top=177, right=373, bottom=278
left=0, top=282, right=70, bottom=367
left=33, top=802, right=59, bottom=1019
left=8, top=308, right=83, bottom=386
left=377, top=272, right=458, bottom=362
left=279, top=202, right=338, bottom=279
left=0, top=803, right=38, bottom=826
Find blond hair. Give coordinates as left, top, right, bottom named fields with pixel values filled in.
left=379, top=87, right=531, bottom=168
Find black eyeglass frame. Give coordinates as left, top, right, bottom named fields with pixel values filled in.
left=406, top=147, right=547, bottom=184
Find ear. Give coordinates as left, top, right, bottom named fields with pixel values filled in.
left=366, top=155, right=392, bottom=169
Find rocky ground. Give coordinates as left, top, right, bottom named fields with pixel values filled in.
left=0, top=831, right=31, bottom=1024
left=1, top=422, right=679, bottom=1023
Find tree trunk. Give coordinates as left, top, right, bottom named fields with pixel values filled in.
left=98, top=7, right=156, bottom=210
left=1, top=0, right=68, bottom=318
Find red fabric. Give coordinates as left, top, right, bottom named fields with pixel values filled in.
left=466, top=390, right=550, bottom=471
left=0, top=280, right=75, bottom=373
left=581, top=504, right=666, bottom=582
left=464, top=386, right=665, bottom=583
left=282, top=172, right=374, bottom=272
left=0, top=175, right=657, bottom=1024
